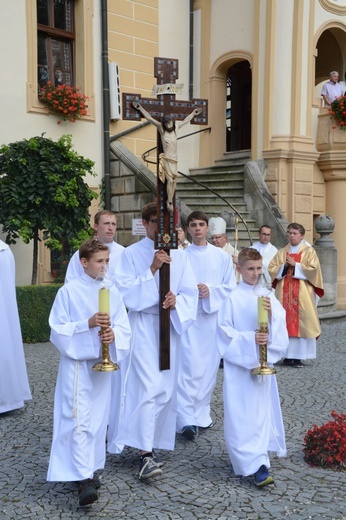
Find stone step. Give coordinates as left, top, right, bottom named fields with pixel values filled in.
left=214, top=150, right=251, bottom=164
left=180, top=199, right=248, bottom=211
left=177, top=188, right=245, bottom=199
left=188, top=166, right=246, bottom=177
left=178, top=179, right=244, bottom=190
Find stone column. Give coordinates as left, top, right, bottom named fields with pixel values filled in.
left=314, top=215, right=337, bottom=315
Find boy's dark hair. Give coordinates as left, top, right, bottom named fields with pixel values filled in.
left=238, top=247, right=262, bottom=266
left=79, top=238, right=109, bottom=260
left=186, top=211, right=209, bottom=227
left=287, top=222, right=305, bottom=235
left=142, top=202, right=157, bottom=222
left=94, top=209, right=116, bottom=225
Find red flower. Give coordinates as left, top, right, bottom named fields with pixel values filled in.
left=39, top=83, right=89, bottom=123
left=330, top=97, right=346, bottom=131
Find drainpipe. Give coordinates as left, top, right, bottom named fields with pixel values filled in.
left=101, top=0, right=111, bottom=209
left=189, top=0, right=194, bottom=100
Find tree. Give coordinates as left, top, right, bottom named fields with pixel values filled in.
left=0, top=134, right=98, bottom=284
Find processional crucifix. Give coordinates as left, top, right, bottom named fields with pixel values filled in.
left=122, top=57, right=208, bottom=370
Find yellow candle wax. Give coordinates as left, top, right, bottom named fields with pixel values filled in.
left=99, top=287, right=110, bottom=314
left=258, top=296, right=268, bottom=328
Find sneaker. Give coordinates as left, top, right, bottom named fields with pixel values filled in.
left=152, top=450, right=164, bottom=468
left=138, top=456, right=163, bottom=480
left=293, top=359, right=304, bottom=368
left=78, top=479, right=98, bottom=506
left=180, top=425, right=198, bottom=440
left=253, top=465, right=274, bottom=487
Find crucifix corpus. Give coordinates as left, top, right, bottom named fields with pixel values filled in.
left=123, top=57, right=208, bottom=370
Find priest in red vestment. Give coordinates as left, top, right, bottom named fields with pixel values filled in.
left=268, top=223, right=324, bottom=367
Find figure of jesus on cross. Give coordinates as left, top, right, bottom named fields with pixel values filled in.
left=132, top=102, right=202, bottom=211
left=122, top=57, right=208, bottom=370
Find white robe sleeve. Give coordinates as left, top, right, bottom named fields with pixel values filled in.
left=114, top=249, right=160, bottom=311
left=292, top=262, right=308, bottom=280
left=49, top=287, right=101, bottom=361
left=170, top=253, right=198, bottom=335
left=110, top=289, right=132, bottom=363
left=266, top=294, right=289, bottom=362
left=217, top=302, right=259, bottom=369
left=201, top=254, right=236, bottom=314
left=217, top=293, right=289, bottom=368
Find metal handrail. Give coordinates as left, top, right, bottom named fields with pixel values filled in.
left=140, top=127, right=252, bottom=244
left=177, top=170, right=252, bottom=244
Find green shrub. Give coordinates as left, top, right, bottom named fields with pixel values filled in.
left=16, top=284, right=62, bottom=343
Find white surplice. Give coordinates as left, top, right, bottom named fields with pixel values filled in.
left=64, top=241, right=124, bottom=283
left=0, top=241, right=32, bottom=413
left=217, top=281, right=289, bottom=476
left=47, top=272, right=131, bottom=482
left=251, top=241, right=278, bottom=285
left=107, top=237, right=198, bottom=454
left=176, top=243, right=236, bottom=430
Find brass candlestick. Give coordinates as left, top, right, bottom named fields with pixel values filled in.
left=92, top=285, right=119, bottom=372
left=92, top=338, right=119, bottom=372
left=251, top=277, right=276, bottom=376
left=251, top=323, right=276, bottom=376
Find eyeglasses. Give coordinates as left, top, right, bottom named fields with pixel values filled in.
left=149, top=218, right=157, bottom=223
left=211, top=235, right=224, bottom=240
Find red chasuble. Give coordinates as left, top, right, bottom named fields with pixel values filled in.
left=282, top=253, right=301, bottom=336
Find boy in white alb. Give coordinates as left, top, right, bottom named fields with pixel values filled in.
left=177, top=211, right=236, bottom=441
left=47, top=238, right=131, bottom=506
left=217, top=248, right=288, bottom=487
left=107, top=203, right=198, bottom=481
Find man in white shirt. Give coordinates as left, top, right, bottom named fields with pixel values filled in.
left=65, top=210, right=124, bottom=282
left=251, top=225, right=278, bottom=284
left=321, top=71, right=343, bottom=107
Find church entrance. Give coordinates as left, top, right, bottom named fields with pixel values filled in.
left=226, top=61, right=252, bottom=152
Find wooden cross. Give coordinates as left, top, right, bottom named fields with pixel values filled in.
left=122, top=57, right=208, bottom=370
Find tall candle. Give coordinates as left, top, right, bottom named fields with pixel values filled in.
left=99, top=286, right=110, bottom=314
left=258, top=296, right=268, bottom=329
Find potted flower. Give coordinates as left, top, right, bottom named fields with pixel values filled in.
left=39, top=81, right=88, bottom=123
left=329, top=96, right=346, bottom=130
left=303, top=410, right=346, bottom=470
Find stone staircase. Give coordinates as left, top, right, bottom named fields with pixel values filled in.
left=176, top=151, right=258, bottom=246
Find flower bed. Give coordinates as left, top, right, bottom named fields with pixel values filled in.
left=303, top=411, right=346, bottom=470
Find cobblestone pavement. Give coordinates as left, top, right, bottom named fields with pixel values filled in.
left=1, top=320, right=346, bottom=519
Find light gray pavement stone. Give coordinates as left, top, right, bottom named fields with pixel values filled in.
left=1, top=320, right=346, bottom=519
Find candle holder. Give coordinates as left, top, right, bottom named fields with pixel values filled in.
left=92, top=271, right=119, bottom=373
left=251, top=274, right=276, bottom=376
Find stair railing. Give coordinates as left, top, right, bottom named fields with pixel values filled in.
left=141, top=128, right=253, bottom=244
left=176, top=169, right=253, bottom=245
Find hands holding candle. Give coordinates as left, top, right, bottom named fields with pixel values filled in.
left=255, top=296, right=271, bottom=345
left=88, top=286, right=115, bottom=344
left=252, top=294, right=276, bottom=375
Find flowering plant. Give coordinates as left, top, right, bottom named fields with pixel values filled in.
left=329, top=96, right=346, bottom=130
left=39, top=82, right=88, bottom=123
left=303, top=411, right=346, bottom=470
